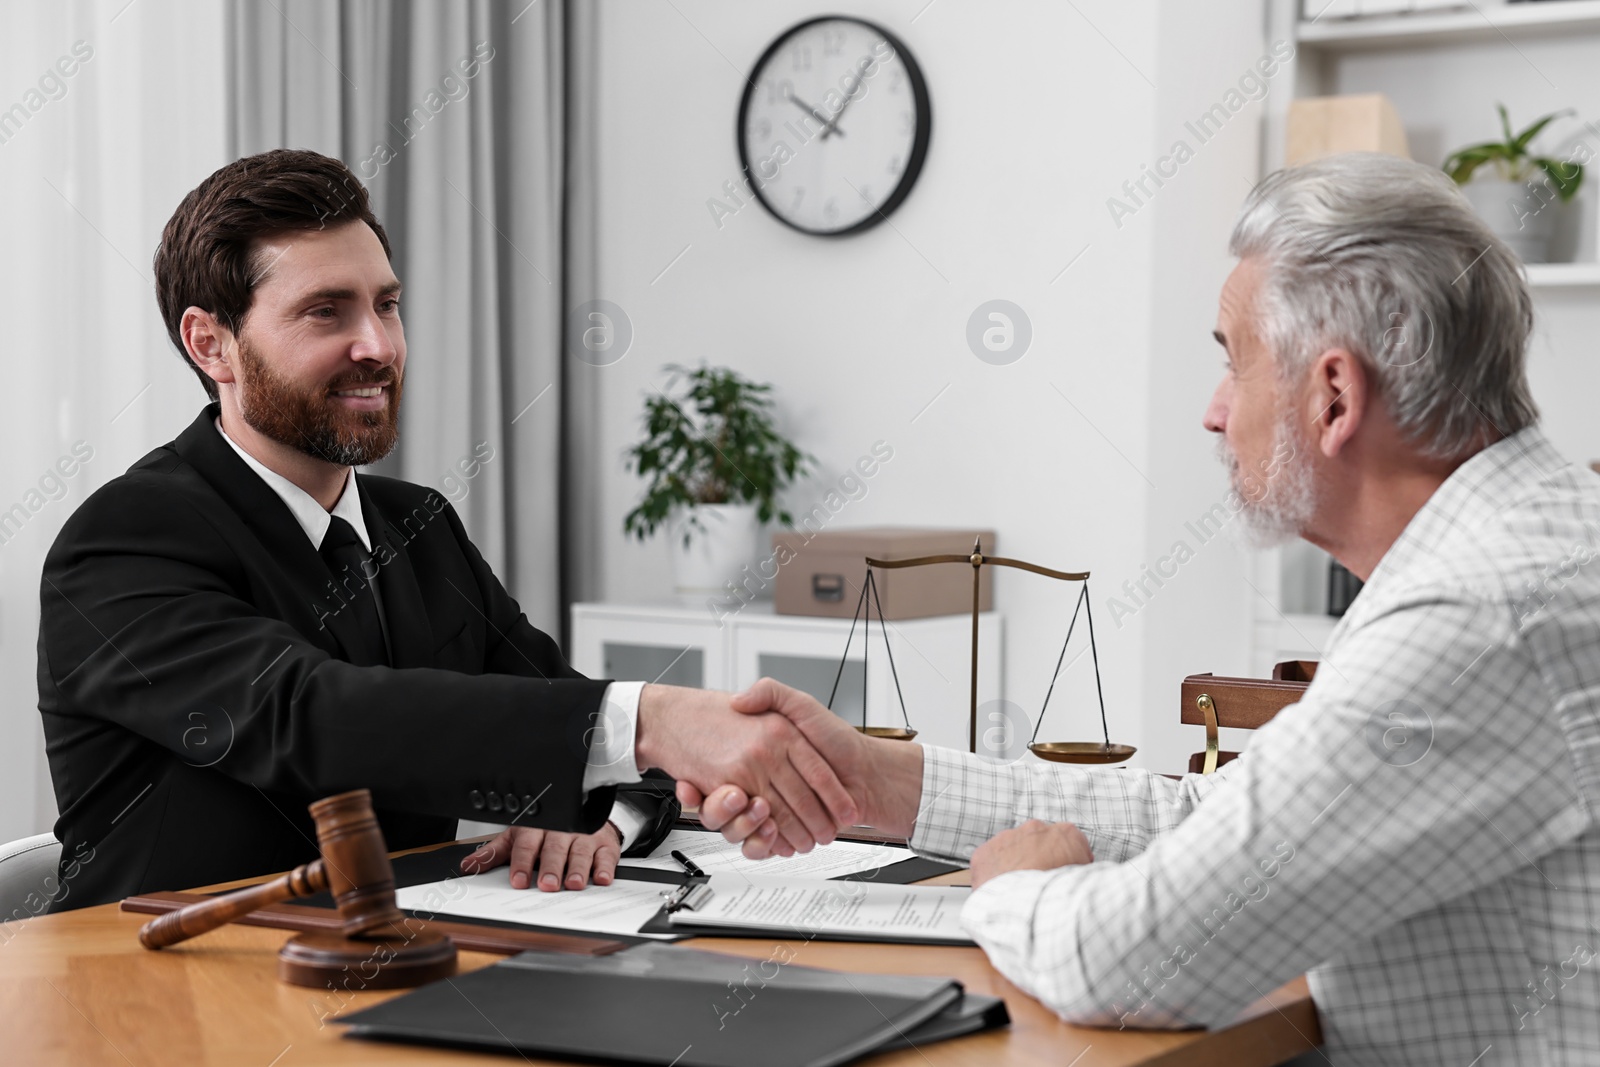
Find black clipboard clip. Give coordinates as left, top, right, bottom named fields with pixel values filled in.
left=662, top=882, right=715, bottom=914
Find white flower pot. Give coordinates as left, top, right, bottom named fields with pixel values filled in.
left=669, top=503, right=761, bottom=594
left=1461, top=177, right=1561, bottom=264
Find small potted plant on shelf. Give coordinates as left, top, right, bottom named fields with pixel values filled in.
left=1443, top=104, right=1585, bottom=264
left=624, top=364, right=812, bottom=593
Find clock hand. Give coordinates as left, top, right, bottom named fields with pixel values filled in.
left=785, top=89, right=845, bottom=139
left=825, top=54, right=875, bottom=133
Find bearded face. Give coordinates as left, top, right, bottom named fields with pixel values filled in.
left=234, top=331, right=402, bottom=467
left=1214, top=400, right=1316, bottom=549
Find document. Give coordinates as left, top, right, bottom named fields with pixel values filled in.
left=395, top=869, right=681, bottom=940
left=623, top=829, right=911, bottom=880
left=667, top=875, right=973, bottom=944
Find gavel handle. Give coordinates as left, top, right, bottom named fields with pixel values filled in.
left=138, top=859, right=328, bottom=950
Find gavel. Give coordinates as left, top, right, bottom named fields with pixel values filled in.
left=138, top=789, right=456, bottom=989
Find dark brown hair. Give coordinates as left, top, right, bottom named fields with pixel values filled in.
left=154, top=149, right=392, bottom=400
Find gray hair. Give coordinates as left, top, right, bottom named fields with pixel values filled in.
left=1229, top=152, right=1536, bottom=459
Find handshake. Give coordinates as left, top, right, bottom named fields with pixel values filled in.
left=636, top=678, right=927, bottom=857
left=466, top=677, right=1096, bottom=893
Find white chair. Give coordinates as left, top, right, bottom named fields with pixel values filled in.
left=0, top=833, right=62, bottom=923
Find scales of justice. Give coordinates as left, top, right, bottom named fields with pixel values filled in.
left=826, top=538, right=1134, bottom=764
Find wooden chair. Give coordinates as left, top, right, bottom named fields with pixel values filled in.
left=1182, top=660, right=1317, bottom=774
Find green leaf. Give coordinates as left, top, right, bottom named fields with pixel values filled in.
left=1512, top=108, right=1574, bottom=155
left=1444, top=143, right=1513, bottom=186
left=1533, top=157, right=1585, bottom=202
left=622, top=363, right=814, bottom=547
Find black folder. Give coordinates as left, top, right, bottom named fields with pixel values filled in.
left=337, top=942, right=1007, bottom=1066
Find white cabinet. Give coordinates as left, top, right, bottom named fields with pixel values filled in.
left=572, top=610, right=729, bottom=691
left=570, top=600, right=1003, bottom=755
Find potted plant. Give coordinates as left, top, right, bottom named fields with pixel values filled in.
left=1444, top=104, right=1585, bottom=264
left=624, top=364, right=812, bottom=593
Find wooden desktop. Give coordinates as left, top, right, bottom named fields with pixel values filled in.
left=0, top=837, right=1320, bottom=1066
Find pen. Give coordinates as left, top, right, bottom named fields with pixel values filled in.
left=671, top=849, right=706, bottom=878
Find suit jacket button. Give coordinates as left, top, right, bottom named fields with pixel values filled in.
left=469, top=790, right=486, bottom=811
left=487, top=791, right=503, bottom=812
left=503, top=793, right=521, bottom=814
left=523, top=795, right=539, bottom=816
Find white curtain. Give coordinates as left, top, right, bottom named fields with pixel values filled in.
left=226, top=0, right=569, bottom=633
left=0, top=0, right=231, bottom=840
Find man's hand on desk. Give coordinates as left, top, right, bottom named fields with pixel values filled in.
left=678, top=678, right=926, bottom=859
left=634, top=683, right=858, bottom=856
left=460, top=823, right=622, bottom=891
left=969, top=820, right=1093, bottom=890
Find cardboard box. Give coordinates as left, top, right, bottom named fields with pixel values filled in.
left=1286, top=94, right=1410, bottom=167
left=771, top=527, right=996, bottom=619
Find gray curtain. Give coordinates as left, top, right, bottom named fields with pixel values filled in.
left=561, top=0, right=604, bottom=619
left=225, top=0, right=568, bottom=635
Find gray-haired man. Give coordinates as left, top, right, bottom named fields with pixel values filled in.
left=692, top=152, right=1600, bottom=1064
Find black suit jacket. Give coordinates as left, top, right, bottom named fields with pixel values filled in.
left=38, top=404, right=674, bottom=910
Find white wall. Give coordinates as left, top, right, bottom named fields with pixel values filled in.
left=0, top=0, right=227, bottom=841
left=584, top=0, right=1273, bottom=771
left=1138, top=2, right=1275, bottom=769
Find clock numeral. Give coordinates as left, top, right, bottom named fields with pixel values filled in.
left=856, top=186, right=873, bottom=205
left=823, top=28, right=845, bottom=56
left=898, top=110, right=914, bottom=133
left=754, top=117, right=772, bottom=141
left=823, top=198, right=839, bottom=221
left=791, top=46, right=812, bottom=72
left=765, top=79, right=794, bottom=106
left=887, top=155, right=901, bottom=176
left=888, top=68, right=905, bottom=94
left=791, top=187, right=805, bottom=211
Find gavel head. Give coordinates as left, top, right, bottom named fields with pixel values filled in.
left=309, top=789, right=407, bottom=938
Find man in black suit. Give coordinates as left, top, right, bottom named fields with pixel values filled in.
left=37, top=149, right=851, bottom=910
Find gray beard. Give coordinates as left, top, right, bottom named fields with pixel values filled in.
left=1216, top=411, right=1317, bottom=549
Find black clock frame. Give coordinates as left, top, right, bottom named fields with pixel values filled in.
left=735, top=15, right=932, bottom=238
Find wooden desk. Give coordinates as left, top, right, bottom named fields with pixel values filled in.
left=0, top=842, right=1320, bottom=1066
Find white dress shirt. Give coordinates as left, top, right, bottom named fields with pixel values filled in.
left=215, top=421, right=647, bottom=848
left=911, top=426, right=1600, bottom=1065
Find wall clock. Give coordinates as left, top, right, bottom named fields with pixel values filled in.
left=736, top=16, right=931, bottom=237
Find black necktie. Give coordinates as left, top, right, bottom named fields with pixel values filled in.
left=319, top=516, right=388, bottom=667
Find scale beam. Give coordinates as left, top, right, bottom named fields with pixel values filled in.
left=858, top=537, right=1120, bottom=760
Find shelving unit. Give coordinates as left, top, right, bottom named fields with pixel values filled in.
left=1526, top=261, right=1600, bottom=287
left=1297, top=1, right=1600, bottom=51
left=1251, top=0, right=1600, bottom=671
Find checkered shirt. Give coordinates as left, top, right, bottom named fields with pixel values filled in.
left=910, top=426, right=1600, bottom=1065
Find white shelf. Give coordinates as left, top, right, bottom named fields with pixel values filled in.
left=1276, top=613, right=1339, bottom=659
left=1526, top=262, right=1600, bottom=288
left=1298, top=1, right=1600, bottom=51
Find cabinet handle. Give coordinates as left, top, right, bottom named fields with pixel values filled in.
left=812, top=574, right=845, bottom=602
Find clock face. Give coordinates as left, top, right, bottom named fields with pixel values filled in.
left=737, top=17, right=931, bottom=237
